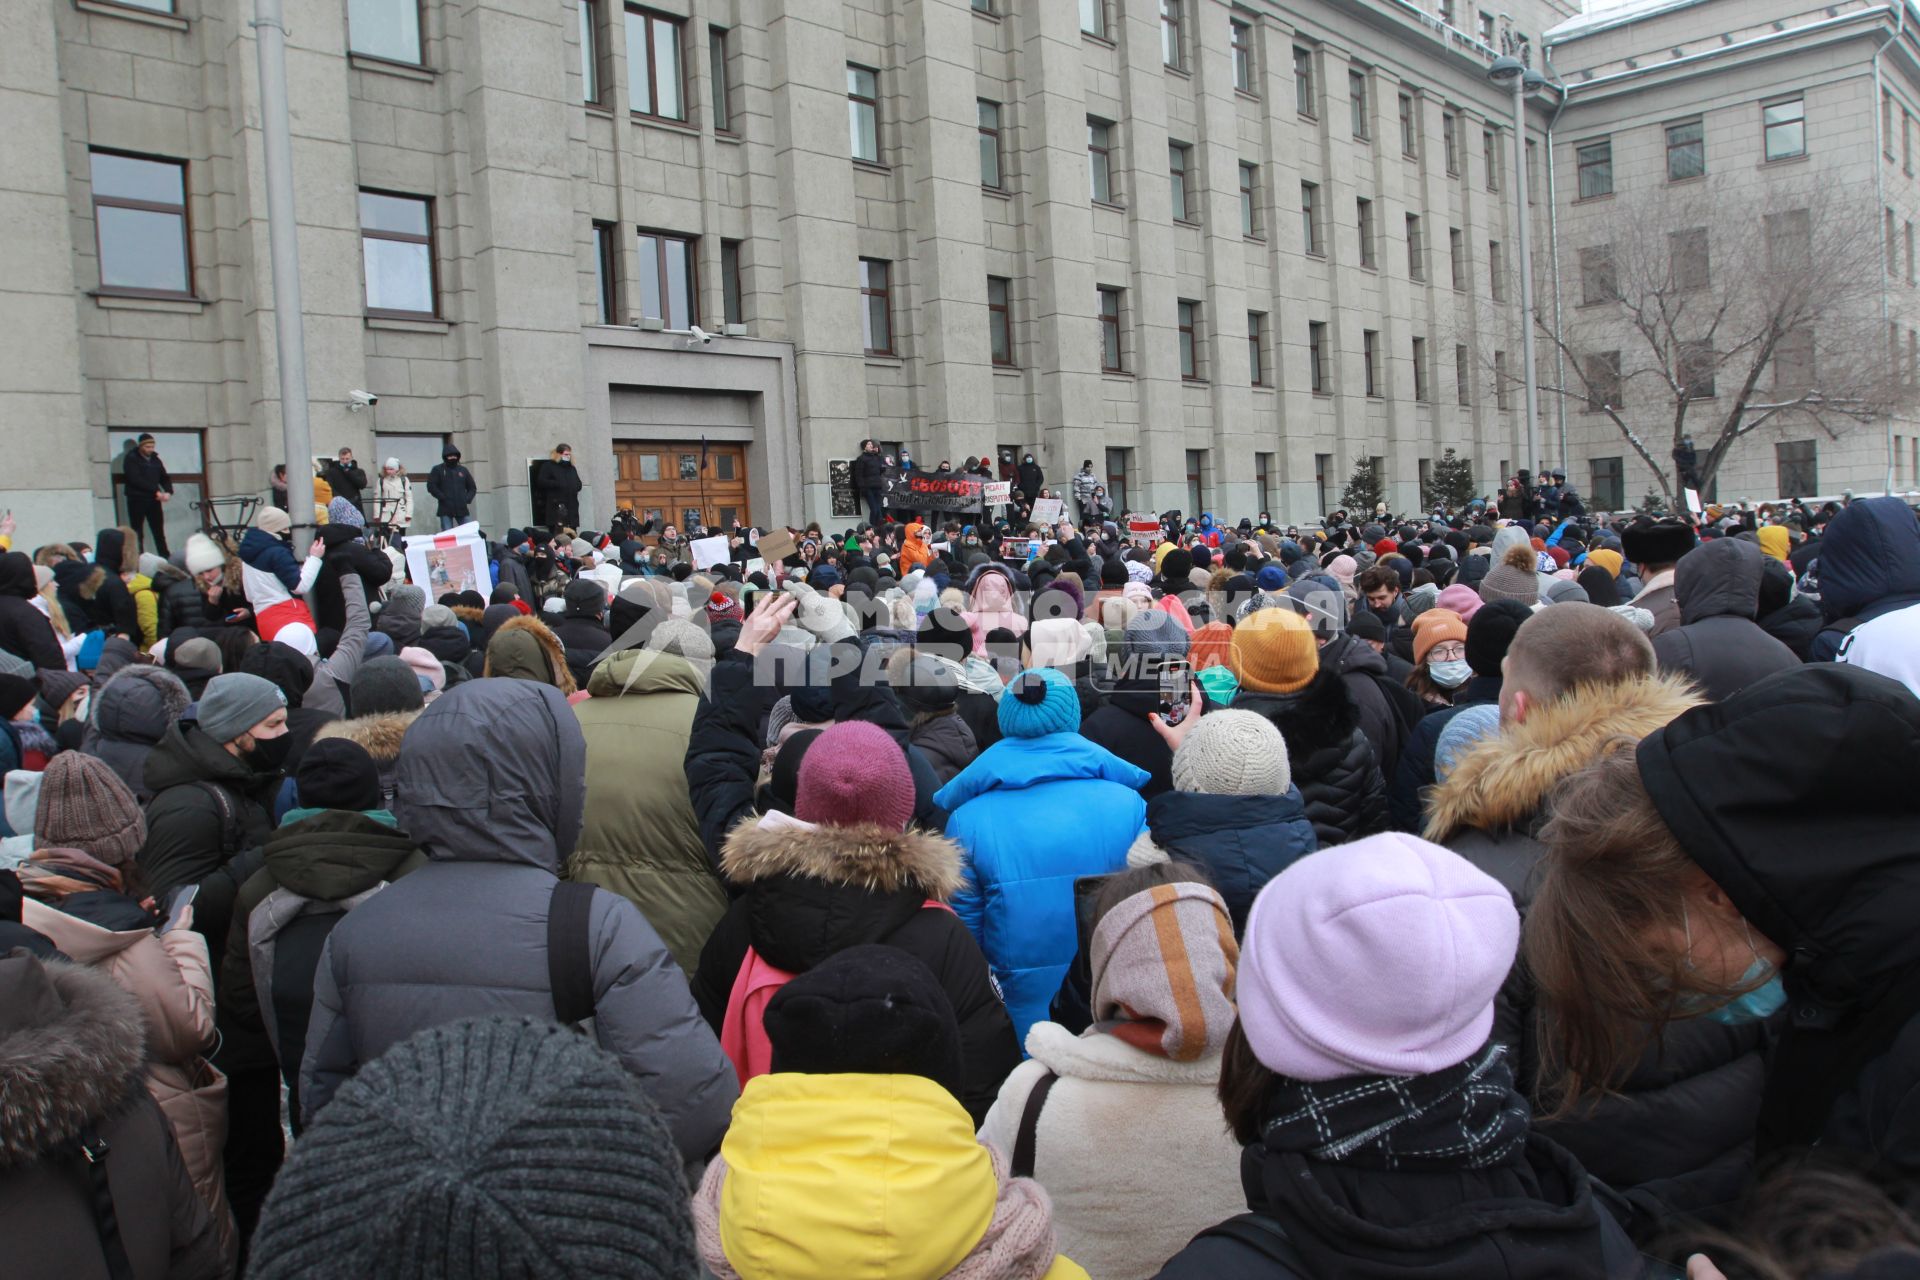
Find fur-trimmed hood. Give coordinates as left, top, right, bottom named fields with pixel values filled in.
left=312, top=710, right=420, bottom=763
left=0, top=955, right=147, bottom=1164
left=482, top=613, right=577, bottom=694
left=719, top=819, right=963, bottom=900
left=450, top=604, right=486, bottom=627
left=1423, top=673, right=1702, bottom=843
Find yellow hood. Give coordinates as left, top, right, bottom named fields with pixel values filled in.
left=717, top=1073, right=997, bottom=1279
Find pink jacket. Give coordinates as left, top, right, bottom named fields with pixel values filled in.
left=23, top=899, right=237, bottom=1263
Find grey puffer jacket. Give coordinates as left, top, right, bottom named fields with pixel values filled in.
left=81, top=664, right=191, bottom=803
left=1652, top=539, right=1799, bottom=702
left=298, top=679, right=737, bottom=1163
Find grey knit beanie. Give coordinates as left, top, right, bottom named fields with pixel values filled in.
left=1121, top=609, right=1189, bottom=665
left=1172, top=708, right=1291, bottom=796
left=248, top=1016, right=697, bottom=1280
left=1477, top=562, right=1540, bottom=607
left=195, top=672, right=286, bottom=742
left=349, top=655, right=426, bottom=717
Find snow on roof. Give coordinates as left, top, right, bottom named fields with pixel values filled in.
left=1544, top=0, right=1713, bottom=44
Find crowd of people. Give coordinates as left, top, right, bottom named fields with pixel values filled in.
left=2, top=460, right=1919, bottom=1280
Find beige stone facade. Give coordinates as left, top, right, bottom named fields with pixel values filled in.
left=3, top=0, right=1586, bottom=539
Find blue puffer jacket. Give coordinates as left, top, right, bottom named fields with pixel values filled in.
left=935, top=733, right=1148, bottom=1045
left=1135, top=789, right=1317, bottom=936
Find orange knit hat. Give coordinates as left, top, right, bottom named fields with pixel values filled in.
left=1189, top=621, right=1235, bottom=671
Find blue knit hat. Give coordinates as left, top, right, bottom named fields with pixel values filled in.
left=1254, top=564, right=1288, bottom=592
left=997, top=666, right=1080, bottom=739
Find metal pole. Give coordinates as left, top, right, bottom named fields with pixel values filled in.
left=1512, top=73, right=1540, bottom=478
left=254, top=0, right=312, bottom=530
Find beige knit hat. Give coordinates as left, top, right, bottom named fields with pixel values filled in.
left=1172, top=708, right=1291, bottom=796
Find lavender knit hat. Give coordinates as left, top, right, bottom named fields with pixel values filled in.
left=1236, top=832, right=1518, bottom=1081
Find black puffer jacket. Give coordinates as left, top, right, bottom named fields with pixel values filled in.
left=1320, top=632, right=1411, bottom=778
left=309, top=535, right=392, bottom=634
left=1079, top=687, right=1173, bottom=799
left=0, top=551, right=64, bottom=669
left=81, top=665, right=191, bottom=803
left=691, top=818, right=1020, bottom=1124
left=1236, top=670, right=1386, bottom=848
left=551, top=611, right=613, bottom=691
left=155, top=564, right=222, bottom=637
left=1652, top=538, right=1799, bottom=701
left=1755, top=558, right=1822, bottom=660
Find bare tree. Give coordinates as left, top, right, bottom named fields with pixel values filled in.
left=1490, top=183, right=1909, bottom=505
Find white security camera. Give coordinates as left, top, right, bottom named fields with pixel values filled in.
left=348, top=389, right=378, bottom=410
left=689, top=325, right=714, bottom=346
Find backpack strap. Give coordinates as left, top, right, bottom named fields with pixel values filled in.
left=72, top=1125, right=135, bottom=1280
left=1009, top=1070, right=1058, bottom=1180
left=1192, top=1213, right=1309, bottom=1270
left=546, top=880, right=597, bottom=1030
left=191, top=781, right=242, bottom=858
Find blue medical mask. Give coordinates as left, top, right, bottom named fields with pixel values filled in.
left=1704, top=967, right=1787, bottom=1025
left=1429, top=659, right=1472, bottom=688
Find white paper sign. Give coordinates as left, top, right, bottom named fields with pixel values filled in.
left=689, top=535, right=731, bottom=569
left=1030, top=497, right=1064, bottom=525
left=1683, top=488, right=1703, bottom=516
left=982, top=481, right=1011, bottom=504
left=401, top=523, right=494, bottom=598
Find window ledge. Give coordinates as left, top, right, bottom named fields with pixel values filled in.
left=973, top=6, right=1001, bottom=20
left=1573, top=191, right=1615, bottom=205
left=1666, top=172, right=1705, bottom=187
left=90, top=291, right=206, bottom=313
left=349, top=53, right=436, bottom=81
left=1102, top=370, right=1135, bottom=380
left=852, top=158, right=891, bottom=175
left=1235, top=89, right=1262, bottom=103
left=1091, top=199, right=1127, bottom=213
left=864, top=355, right=903, bottom=367
left=1305, top=250, right=1327, bottom=260
left=1166, top=64, right=1191, bottom=79
left=1082, top=32, right=1117, bottom=48
left=715, top=129, right=742, bottom=143
left=632, top=112, right=697, bottom=135
left=1182, top=377, right=1210, bottom=386
left=74, top=0, right=186, bottom=29
left=1253, top=384, right=1276, bottom=393
left=1244, top=235, right=1267, bottom=244
left=584, top=104, right=614, bottom=118
left=1173, top=217, right=1202, bottom=228
left=1312, top=390, right=1334, bottom=399
left=992, top=365, right=1022, bottom=376
left=366, top=314, right=452, bottom=333
left=1299, top=112, right=1319, bottom=124
left=1761, top=153, right=1809, bottom=170
left=982, top=186, right=1012, bottom=201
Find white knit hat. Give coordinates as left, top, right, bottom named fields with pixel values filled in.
left=1172, top=709, right=1291, bottom=795
left=184, top=532, right=226, bottom=576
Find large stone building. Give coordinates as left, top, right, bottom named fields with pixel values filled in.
left=1543, top=0, right=1920, bottom=511
left=2, top=0, right=1581, bottom=541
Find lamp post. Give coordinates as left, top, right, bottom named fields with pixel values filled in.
left=1488, top=55, right=1540, bottom=478
left=253, top=0, right=312, bottom=533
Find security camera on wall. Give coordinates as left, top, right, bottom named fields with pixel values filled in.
left=347, top=389, right=378, bottom=410
left=689, top=325, right=714, bottom=346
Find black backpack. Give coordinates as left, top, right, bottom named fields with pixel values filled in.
left=546, top=880, right=597, bottom=1029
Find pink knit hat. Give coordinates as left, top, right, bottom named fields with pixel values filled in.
left=1435, top=583, right=1484, bottom=623
left=397, top=645, right=446, bottom=694
left=794, top=720, right=916, bottom=831
left=1236, top=832, right=1518, bottom=1081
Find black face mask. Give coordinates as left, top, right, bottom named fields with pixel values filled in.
left=247, top=734, right=293, bottom=772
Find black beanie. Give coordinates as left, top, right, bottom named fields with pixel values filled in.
left=0, top=674, right=37, bottom=720
left=1346, top=610, right=1387, bottom=643
left=764, top=728, right=822, bottom=814
left=1465, top=599, right=1533, bottom=678
left=917, top=607, right=974, bottom=661
left=1577, top=565, right=1621, bottom=608
left=296, top=738, right=385, bottom=812
left=764, top=945, right=965, bottom=1098
left=1100, top=556, right=1129, bottom=588
left=1160, top=548, right=1193, bottom=583
left=1756, top=557, right=1793, bottom=618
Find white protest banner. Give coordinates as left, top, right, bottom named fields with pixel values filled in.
left=1030, top=497, right=1064, bottom=525
left=1126, top=512, right=1161, bottom=545
left=689, top=535, right=731, bottom=570
left=402, top=523, right=494, bottom=597
left=981, top=481, right=1011, bottom=505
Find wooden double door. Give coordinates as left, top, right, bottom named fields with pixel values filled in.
left=614, top=441, right=752, bottom=533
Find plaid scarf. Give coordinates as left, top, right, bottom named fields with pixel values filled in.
left=1260, top=1042, right=1528, bottom=1172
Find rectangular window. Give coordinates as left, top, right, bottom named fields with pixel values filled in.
left=1671, top=226, right=1710, bottom=290
left=1315, top=452, right=1334, bottom=515
left=1494, top=350, right=1510, bottom=408
left=1169, top=143, right=1193, bottom=221
left=1407, top=213, right=1424, bottom=279
left=1665, top=118, right=1704, bottom=181
left=1577, top=138, right=1613, bottom=198
left=637, top=230, right=697, bottom=329
left=1399, top=93, right=1418, bottom=157
left=1442, top=111, right=1459, bottom=174
left=1455, top=344, right=1471, bottom=405
left=1907, top=111, right=1913, bottom=172
left=1908, top=221, right=1915, bottom=285
left=1484, top=128, right=1499, bottom=191
left=1412, top=335, right=1429, bottom=401
left=359, top=189, right=436, bottom=317
left=1891, top=207, right=1900, bottom=274
left=1888, top=90, right=1897, bottom=157
left=580, top=0, right=603, bottom=104
left=90, top=150, right=191, bottom=297
left=626, top=6, right=685, bottom=121
left=721, top=238, right=743, bottom=326
left=1775, top=325, right=1815, bottom=396
left=1186, top=450, right=1206, bottom=517
left=860, top=258, right=893, bottom=355
left=1349, top=69, right=1369, bottom=140
left=1449, top=226, right=1464, bottom=289
left=1489, top=239, right=1504, bottom=300
left=592, top=220, right=617, bottom=324
left=1098, top=286, right=1125, bottom=372
left=1439, top=0, right=1455, bottom=23
left=1240, top=162, right=1260, bottom=237
left=1585, top=350, right=1623, bottom=411
left=1161, top=0, right=1183, bottom=68
left=1255, top=453, right=1274, bottom=517
left=848, top=65, right=880, bottom=163
left=1232, top=20, right=1255, bottom=93
left=979, top=99, right=1004, bottom=189
left=1478, top=9, right=1495, bottom=42
left=1301, top=181, right=1322, bottom=255
left=1106, top=447, right=1131, bottom=513
left=1581, top=245, right=1619, bottom=304
left=1248, top=311, right=1268, bottom=385
left=1591, top=456, right=1624, bottom=511
left=1178, top=300, right=1201, bottom=380
left=1526, top=138, right=1538, bottom=203
left=1678, top=339, right=1716, bottom=399
left=1293, top=46, right=1315, bottom=116
left=1357, top=197, right=1375, bottom=267
left=348, top=0, right=423, bottom=64
left=1309, top=321, right=1329, bottom=392
left=1763, top=97, right=1805, bottom=162
left=1776, top=440, right=1818, bottom=496
left=1363, top=328, right=1380, bottom=396
left=1089, top=118, right=1115, bottom=203
left=709, top=26, right=732, bottom=131
left=1080, top=0, right=1106, bottom=37
left=973, top=0, right=992, bottom=12
left=988, top=276, right=1014, bottom=366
